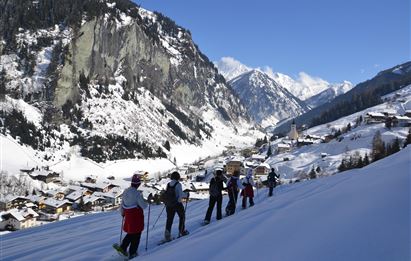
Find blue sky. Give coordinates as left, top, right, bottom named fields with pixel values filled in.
left=136, top=0, right=410, bottom=84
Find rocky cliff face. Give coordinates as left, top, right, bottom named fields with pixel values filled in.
left=0, top=0, right=250, bottom=162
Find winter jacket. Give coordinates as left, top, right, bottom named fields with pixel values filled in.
left=209, top=176, right=227, bottom=197
left=226, top=176, right=244, bottom=192
left=267, top=171, right=280, bottom=187
left=241, top=176, right=254, bottom=197
left=168, top=180, right=188, bottom=203
left=120, top=187, right=147, bottom=234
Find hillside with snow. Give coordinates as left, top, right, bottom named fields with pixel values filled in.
left=1, top=146, right=409, bottom=261
left=267, top=84, right=411, bottom=179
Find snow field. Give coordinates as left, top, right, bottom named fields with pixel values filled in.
left=1, top=147, right=409, bottom=261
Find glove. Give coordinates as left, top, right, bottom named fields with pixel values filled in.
left=147, top=193, right=153, bottom=203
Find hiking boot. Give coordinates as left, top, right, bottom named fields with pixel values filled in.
left=164, top=230, right=172, bottom=241
left=129, top=253, right=138, bottom=259
left=179, top=230, right=189, bottom=237
left=112, top=243, right=127, bottom=257
left=203, top=220, right=210, bottom=225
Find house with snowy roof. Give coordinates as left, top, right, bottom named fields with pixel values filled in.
left=0, top=196, right=31, bottom=211
left=365, top=112, right=386, bottom=124
left=0, top=208, right=39, bottom=230
left=251, top=154, right=266, bottom=163
left=29, top=170, right=60, bottom=183
left=276, top=143, right=291, bottom=154
left=93, top=187, right=123, bottom=206
left=392, top=115, right=411, bottom=127
left=226, top=158, right=244, bottom=175
left=190, top=182, right=210, bottom=193
left=42, top=189, right=67, bottom=200
left=80, top=182, right=119, bottom=193
left=255, top=163, right=271, bottom=176
left=26, top=195, right=46, bottom=209
left=81, top=195, right=106, bottom=211
left=42, top=199, right=72, bottom=214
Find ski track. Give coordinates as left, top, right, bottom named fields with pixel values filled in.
left=1, top=148, right=410, bottom=261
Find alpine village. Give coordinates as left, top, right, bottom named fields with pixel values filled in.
left=0, top=0, right=409, bottom=261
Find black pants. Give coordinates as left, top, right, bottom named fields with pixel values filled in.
left=166, top=203, right=185, bottom=234
left=225, top=189, right=239, bottom=216
left=205, top=195, right=222, bottom=221
left=121, top=232, right=141, bottom=256
left=242, top=196, right=254, bottom=208
left=268, top=182, right=277, bottom=196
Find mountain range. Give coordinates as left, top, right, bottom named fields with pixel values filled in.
left=0, top=0, right=253, bottom=164
left=215, top=57, right=353, bottom=126
left=229, top=70, right=308, bottom=127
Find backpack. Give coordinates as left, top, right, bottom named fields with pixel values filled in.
left=160, top=182, right=179, bottom=207
left=209, top=178, right=221, bottom=197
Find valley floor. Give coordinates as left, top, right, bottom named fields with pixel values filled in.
left=1, top=147, right=410, bottom=261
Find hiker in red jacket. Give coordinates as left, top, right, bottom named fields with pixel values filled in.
left=113, top=174, right=147, bottom=259
left=241, top=169, right=255, bottom=209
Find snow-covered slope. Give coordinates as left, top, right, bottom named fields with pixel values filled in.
left=229, top=70, right=309, bottom=127
left=2, top=146, right=409, bottom=261
left=267, top=84, right=411, bottom=179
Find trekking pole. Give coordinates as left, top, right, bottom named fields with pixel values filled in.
left=119, top=215, right=125, bottom=244
left=152, top=205, right=165, bottom=230
left=145, top=197, right=152, bottom=251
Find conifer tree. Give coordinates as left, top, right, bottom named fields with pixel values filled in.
left=309, top=167, right=317, bottom=179
left=364, top=153, right=370, bottom=165
left=371, top=131, right=385, bottom=161
left=266, top=143, right=272, bottom=158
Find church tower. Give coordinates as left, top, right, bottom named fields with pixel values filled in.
left=288, top=119, right=299, bottom=140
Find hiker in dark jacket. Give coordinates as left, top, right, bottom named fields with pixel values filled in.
left=164, top=171, right=189, bottom=241
left=267, top=168, right=280, bottom=197
left=225, top=170, right=244, bottom=216
left=203, top=169, right=227, bottom=224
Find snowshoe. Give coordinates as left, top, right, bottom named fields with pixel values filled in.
left=128, top=253, right=138, bottom=260
left=157, top=237, right=174, bottom=245
left=179, top=230, right=189, bottom=238
left=112, top=243, right=128, bottom=258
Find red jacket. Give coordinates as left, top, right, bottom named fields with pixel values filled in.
left=241, top=184, right=254, bottom=198
left=123, top=207, right=144, bottom=234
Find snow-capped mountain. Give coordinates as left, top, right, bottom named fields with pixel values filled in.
left=269, top=71, right=330, bottom=101
left=229, top=70, right=309, bottom=127
left=215, top=57, right=352, bottom=104
left=305, top=80, right=353, bottom=108
left=214, top=57, right=251, bottom=81
left=0, top=0, right=256, bottom=165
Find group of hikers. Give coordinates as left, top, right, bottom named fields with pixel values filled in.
left=113, top=167, right=280, bottom=259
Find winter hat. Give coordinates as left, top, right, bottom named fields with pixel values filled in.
left=131, top=174, right=141, bottom=186
left=170, top=171, right=180, bottom=181
left=215, top=169, right=223, bottom=176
